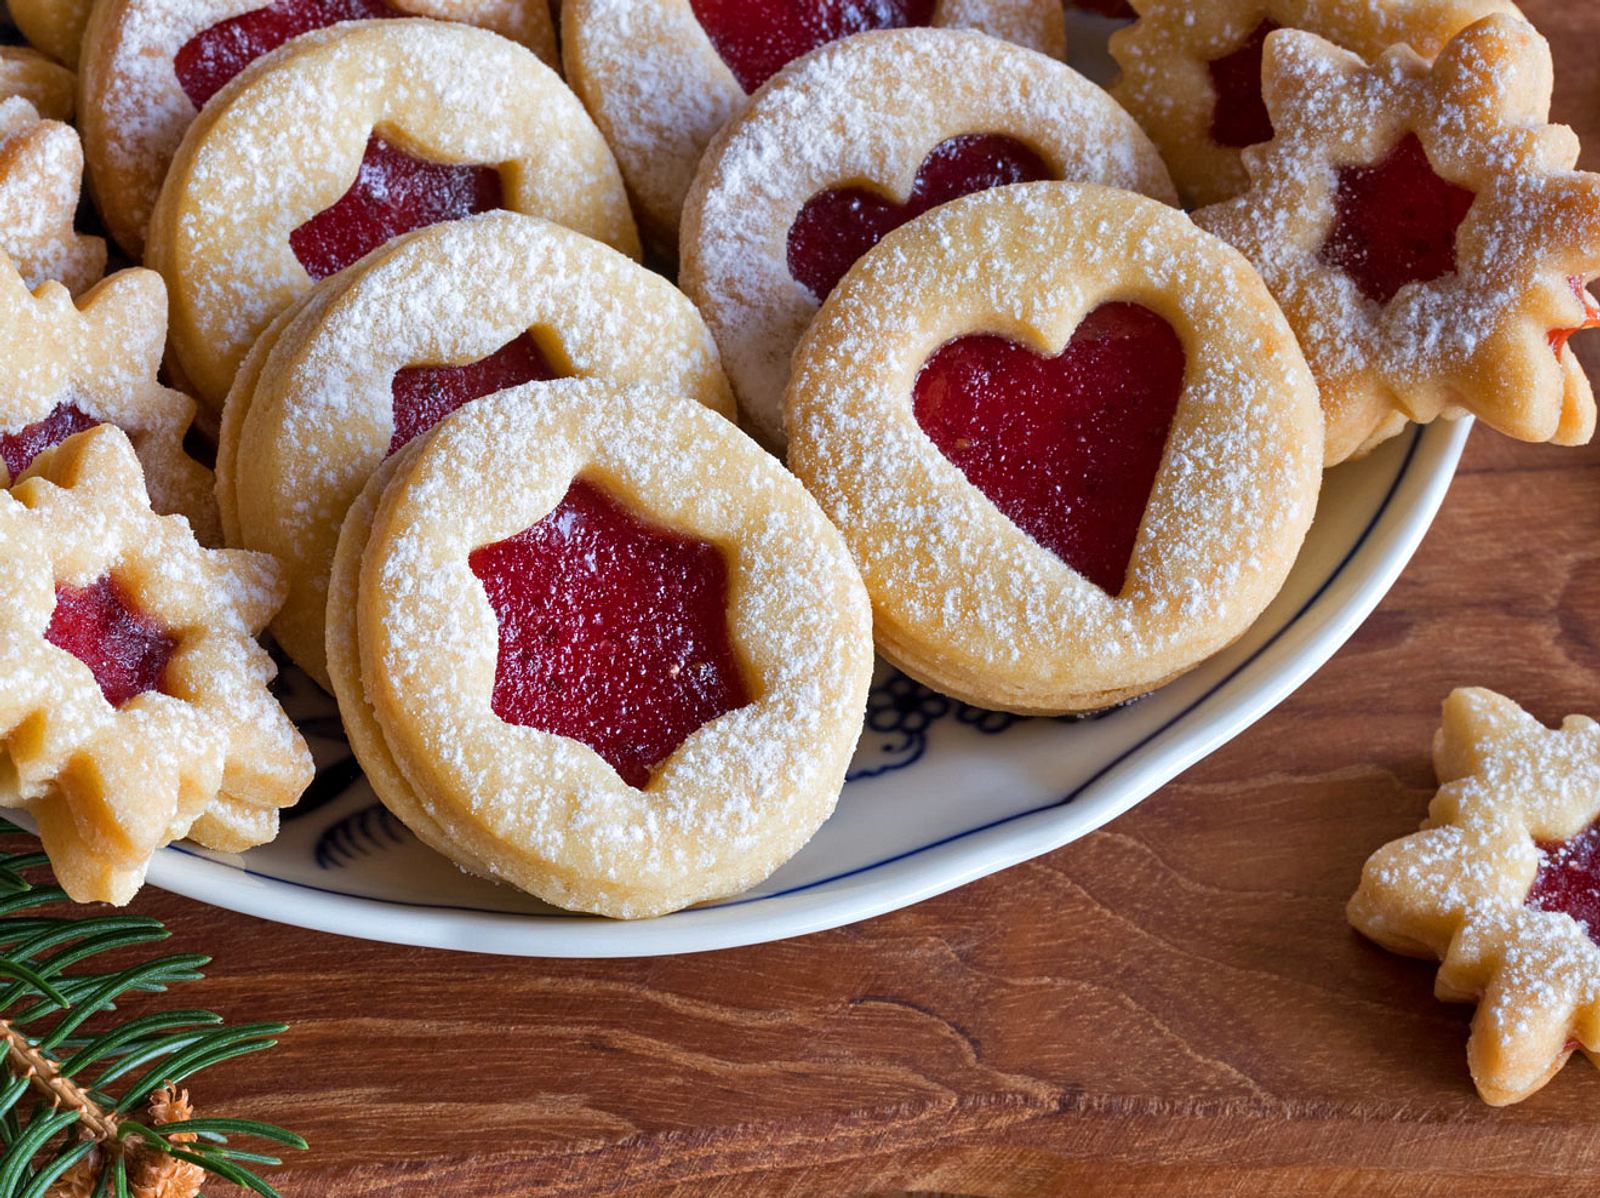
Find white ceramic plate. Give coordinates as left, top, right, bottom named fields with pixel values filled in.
left=127, top=418, right=1470, bottom=956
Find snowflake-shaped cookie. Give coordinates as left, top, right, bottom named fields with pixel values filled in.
left=0, top=46, right=74, bottom=120
left=1349, top=688, right=1600, bottom=1105
left=1195, top=15, right=1600, bottom=466
left=1110, top=0, right=1521, bottom=207
left=0, top=426, right=312, bottom=904
left=0, top=256, right=219, bottom=543
left=0, top=96, right=103, bottom=296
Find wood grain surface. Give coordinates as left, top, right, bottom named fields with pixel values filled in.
left=71, top=2, right=1600, bottom=1193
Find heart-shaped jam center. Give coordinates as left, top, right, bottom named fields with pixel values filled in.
left=389, top=334, right=560, bottom=455
left=1527, top=820, right=1600, bottom=947
left=174, top=0, right=397, bottom=110
left=469, top=480, right=752, bottom=789
left=289, top=135, right=503, bottom=282
left=1550, top=276, right=1600, bottom=359
left=913, top=302, right=1185, bottom=596
left=689, top=0, right=935, bottom=93
left=0, top=403, right=98, bottom=480
left=1208, top=19, right=1279, bottom=150
left=1318, top=133, right=1476, bottom=307
left=787, top=133, right=1051, bottom=302
left=46, top=576, right=176, bottom=708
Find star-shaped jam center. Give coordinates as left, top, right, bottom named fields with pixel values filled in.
left=469, top=480, right=752, bottom=789
left=0, top=403, right=99, bottom=480
left=1528, top=820, right=1600, bottom=947
left=45, top=575, right=176, bottom=708
left=388, top=335, right=560, bottom=455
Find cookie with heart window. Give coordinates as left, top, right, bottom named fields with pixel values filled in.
left=145, top=19, right=639, bottom=415
left=1110, top=0, right=1523, bottom=208
left=560, top=0, right=1066, bottom=256
left=786, top=181, right=1323, bottom=715
left=0, top=46, right=75, bottom=119
left=218, top=211, right=736, bottom=690
left=78, top=0, right=559, bottom=258
left=326, top=379, right=874, bottom=918
left=0, top=425, right=312, bottom=905
left=1194, top=15, right=1600, bottom=466
left=1349, top=688, right=1600, bottom=1106
left=0, top=97, right=104, bottom=296
left=680, top=27, right=1176, bottom=448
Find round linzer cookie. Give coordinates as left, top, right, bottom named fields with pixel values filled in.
left=79, top=0, right=560, bottom=258
left=561, top=0, right=1067, bottom=256
left=145, top=19, right=639, bottom=415
left=326, top=380, right=874, bottom=918
left=218, top=211, right=736, bottom=690
left=787, top=182, right=1323, bottom=715
left=0, top=46, right=75, bottom=119
left=1110, top=0, right=1522, bottom=207
left=680, top=27, right=1176, bottom=448
left=1195, top=16, right=1600, bottom=465
left=1349, top=688, right=1600, bottom=1106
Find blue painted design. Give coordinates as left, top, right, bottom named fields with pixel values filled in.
left=314, top=803, right=407, bottom=868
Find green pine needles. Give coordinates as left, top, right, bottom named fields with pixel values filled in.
left=0, top=821, right=305, bottom=1197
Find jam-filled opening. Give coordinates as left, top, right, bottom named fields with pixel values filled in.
left=1208, top=19, right=1280, bottom=150
left=174, top=0, right=399, bottom=110
left=0, top=402, right=99, bottom=481
left=45, top=575, right=177, bottom=708
left=389, top=333, right=562, bottom=455
left=1318, top=133, right=1476, bottom=307
left=1527, top=819, right=1600, bottom=947
left=787, top=133, right=1053, bottom=303
left=289, top=134, right=504, bottom=281
left=1549, top=276, right=1600, bottom=359
left=468, top=479, right=753, bottom=790
left=911, top=301, right=1186, bottom=596
left=688, top=0, right=936, bottom=93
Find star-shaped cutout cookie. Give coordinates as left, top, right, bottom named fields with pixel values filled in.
left=1, top=256, right=220, bottom=543
left=0, top=426, right=312, bottom=905
left=1195, top=15, right=1600, bottom=465
left=0, top=96, right=103, bottom=296
left=0, top=46, right=74, bottom=120
left=1349, top=688, right=1600, bottom=1105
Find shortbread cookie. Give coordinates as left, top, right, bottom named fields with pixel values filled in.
left=1111, top=0, right=1522, bottom=207
left=0, top=96, right=104, bottom=295
left=561, top=0, right=1067, bottom=255
left=8, top=0, right=90, bottom=66
left=327, top=380, right=874, bottom=918
left=1, top=262, right=219, bottom=542
left=1349, top=688, right=1600, bottom=1106
left=145, top=19, right=639, bottom=413
left=681, top=28, right=1176, bottom=447
left=219, top=211, right=736, bottom=689
left=1195, top=16, right=1600, bottom=465
left=787, top=182, right=1323, bottom=714
left=0, top=45, right=74, bottom=118
left=79, top=0, right=560, bottom=257
left=0, top=426, right=311, bottom=904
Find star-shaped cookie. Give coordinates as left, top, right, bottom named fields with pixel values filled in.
left=0, top=95, right=103, bottom=295
left=1349, top=688, right=1600, bottom=1105
left=1195, top=15, right=1600, bottom=465
left=0, top=426, right=312, bottom=905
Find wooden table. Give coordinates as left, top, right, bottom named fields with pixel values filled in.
left=108, top=2, right=1600, bottom=1193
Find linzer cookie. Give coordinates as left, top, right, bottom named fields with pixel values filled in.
left=0, top=97, right=104, bottom=295
left=680, top=27, right=1176, bottom=448
left=1350, top=688, right=1600, bottom=1105
left=786, top=182, right=1323, bottom=714
left=145, top=19, right=639, bottom=413
left=0, top=426, right=311, bottom=905
left=79, top=0, right=560, bottom=257
left=326, top=380, right=874, bottom=917
left=561, top=0, right=1066, bottom=255
left=1196, top=16, right=1600, bottom=465
left=218, top=211, right=735, bottom=689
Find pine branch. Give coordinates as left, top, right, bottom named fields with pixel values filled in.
left=0, top=823, right=306, bottom=1197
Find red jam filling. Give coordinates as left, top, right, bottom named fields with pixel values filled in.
left=468, top=480, right=752, bottom=789
left=1527, top=821, right=1600, bottom=947
left=912, top=302, right=1185, bottom=596
left=174, top=0, right=396, bottom=110
left=45, top=576, right=176, bottom=708
left=787, top=133, right=1052, bottom=302
left=0, top=403, right=98, bottom=480
left=1549, top=276, right=1600, bottom=359
left=388, top=335, right=559, bottom=455
left=1208, top=20, right=1279, bottom=149
left=1318, top=133, right=1476, bottom=307
left=688, top=0, right=935, bottom=93
left=289, top=135, right=503, bottom=281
